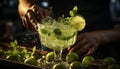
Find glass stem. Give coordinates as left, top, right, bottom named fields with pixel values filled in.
left=53, top=49, right=63, bottom=62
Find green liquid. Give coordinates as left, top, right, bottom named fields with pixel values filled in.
left=38, top=22, right=77, bottom=50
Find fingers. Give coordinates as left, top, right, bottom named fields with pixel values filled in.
left=31, top=5, right=50, bottom=21
left=42, top=9, right=51, bottom=18
left=68, top=38, right=87, bottom=52
left=68, top=39, right=98, bottom=56
left=22, top=9, right=37, bottom=31
left=22, top=5, right=47, bottom=31
left=27, top=10, right=37, bottom=24
left=22, top=14, right=31, bottom=30
left=27, top=10, right=38, bottom=31
left=85, top=48, right=96, bottom=56
left=21, top=5, right=51, bottom=31
left=76, top=43, right=91, bottom=55
left=24, top=14, right=35, bottom=31
left=33, top=6, right=44, bottom=21
left=68, top=34, right=85, bottom=51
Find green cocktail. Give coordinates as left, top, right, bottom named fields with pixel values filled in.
left=38, top=19, right=77, bottom=62
left=37, top=6, right=86, bottom=68
left=38, top=22, right=77, bottom=50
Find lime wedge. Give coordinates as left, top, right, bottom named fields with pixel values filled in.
left=70, top=15, right=86, bottom=31
left=82, top=56, right=94, bottom=67
left=69, top=61, right=84, bottom=69
left=66, top=52, right=79, bottom=64
left=45, top=52, right=54, bottom=62
left=52, top=63, right=67, bottom=69
left=24, top=57, right=38, bottom=65
left=103, top=57, right=116, bottom=65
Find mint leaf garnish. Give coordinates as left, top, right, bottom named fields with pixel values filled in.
left=69, top=6, right=78, bottom=17
left=41, top=29, right=47, bottom=34
left=54, top=28, right=62, bottom=35
left=56, top=32, right=77, bottom=40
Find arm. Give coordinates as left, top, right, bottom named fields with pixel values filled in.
left=103, top=24, right=120, bottom=43
left=69, top=24, right=120, bottom=56
left=18, top=0, right=50, bottom=31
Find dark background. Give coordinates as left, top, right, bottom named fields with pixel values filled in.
left=0, top=0, right=25, bottom=41
left=0, top=0, right=42, bottom=47
left=0, top=0, right=120, bottom=65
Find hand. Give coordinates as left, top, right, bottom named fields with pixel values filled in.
left=22, top=5, right=50, bottom=31
left=68, top=31, right=107, bottom=56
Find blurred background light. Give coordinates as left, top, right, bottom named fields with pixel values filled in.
left=41, top=1, right=49, bottom=7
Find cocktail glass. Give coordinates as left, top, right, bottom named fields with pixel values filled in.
left=37, top=19, right=77, bottom=64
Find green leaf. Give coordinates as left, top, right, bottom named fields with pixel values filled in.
left=65, top=17, right=71, bottom=21
left=73, top=6, right=78, bottom=14
left=10, top=42, right=15, bottom=48
left=54, top=28, right=62, bottom=35
left=69, top=6, right=78, bottom=17
left=31, top=46, right=36, bottom=57
left=41, top=29, right=47, bottom=34
left=58, top=17, right=63, bottom=21
left=10, top=40, right=19, bottom=53
left=56, top=32, right=77, bottom=40
left=69, top=10, right=74, bottom=17
left=25, top=52, right=32, bottom=59
left=14, top=40, right=18, bottom=45
left=22, top=48, right=27, bottom=54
